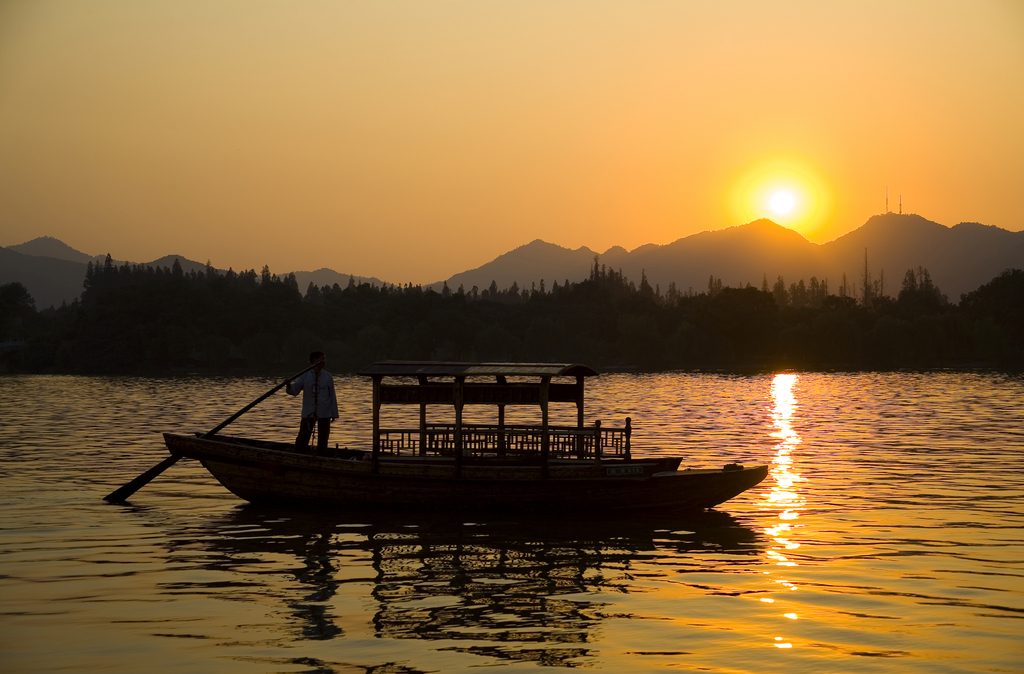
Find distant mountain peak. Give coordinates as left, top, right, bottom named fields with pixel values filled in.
left=148, top=254, right=194, bottom=265
left=526, top=239, right=563, bottom=250
left=833, top=212, right=947, bottom=244
left=678, top=218, right=813, bottom=249
left=861, top=212, right=944, bottom=229
left=744, top=218, right=782, bottom=228
left=737, top=218, right=810, bottom=239
left=952, top=221, right=1005, bottom=233
left=8, top=236, right=94, bottom=264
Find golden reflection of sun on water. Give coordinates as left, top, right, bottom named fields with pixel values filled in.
left=760, top=373, right=806, bottom=649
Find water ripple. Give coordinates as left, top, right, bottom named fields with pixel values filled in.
left=1, top=372, right=1022, bottom=672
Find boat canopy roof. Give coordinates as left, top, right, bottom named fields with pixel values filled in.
left=359, top=361, right=599, bottom=379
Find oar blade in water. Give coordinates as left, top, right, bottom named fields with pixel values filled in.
left=102, top=363, right=316, bottom=502
left=103, top=454, right=182, bottom=502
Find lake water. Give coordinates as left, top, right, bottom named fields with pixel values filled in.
left=1, top=372, right=1022, bottom=673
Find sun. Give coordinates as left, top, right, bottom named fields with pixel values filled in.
left=770, top=191, right=796, bottom=215
left=724, top=157, right=835, bottom=239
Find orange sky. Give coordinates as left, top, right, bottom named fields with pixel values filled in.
left=1, top=1, right=1022, bottom=284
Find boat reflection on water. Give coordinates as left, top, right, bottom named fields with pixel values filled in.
left=758, top=373, right=807, bottom=647
left=161, top=506, right=760, bottom=668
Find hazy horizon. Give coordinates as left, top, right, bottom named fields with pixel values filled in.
left=5, top=211, right=1015, bottom=288
left=2, top=1, right=1022, bottom=284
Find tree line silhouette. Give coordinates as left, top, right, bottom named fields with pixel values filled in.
left=2, top=254, right=1022, bottom=373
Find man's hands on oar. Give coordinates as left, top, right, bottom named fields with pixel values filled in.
left=103, top=363, right=317, bottom=503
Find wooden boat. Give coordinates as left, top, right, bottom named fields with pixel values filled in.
left=163, top=361, right=768, bottom=512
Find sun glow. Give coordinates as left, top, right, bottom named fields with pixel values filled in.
left=725, top=158, right=834, bottom=239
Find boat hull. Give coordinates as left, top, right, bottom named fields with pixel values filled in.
left=164, top=433, right=768, bottom=512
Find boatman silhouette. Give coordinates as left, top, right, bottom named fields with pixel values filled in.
left=285, top=351, right=339, bottom=455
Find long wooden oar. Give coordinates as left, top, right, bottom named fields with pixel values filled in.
left=103, top=363, right=317, bottom=503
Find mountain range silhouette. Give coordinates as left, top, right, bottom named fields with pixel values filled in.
left=443, top=213, right=1023, bottom=300
left=0, top=238, right=387, bottom=308
left=3, top=213, right=1022, bottom=309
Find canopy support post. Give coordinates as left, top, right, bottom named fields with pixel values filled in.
left=418, top=375, right=428, bottom=456
left=540, top=376, right=550, bottom=479
left=454, top=376, right=465, bottom=478
left=497, top=375, right=507, bottom=457
left=575, top=375, right=585, bottom=459
left=371, top=375, right=382, bottom=473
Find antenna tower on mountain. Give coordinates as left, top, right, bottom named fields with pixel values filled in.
left=886, top=187, right=889, bottom=213
left=899, top=195, right=902, bottom=214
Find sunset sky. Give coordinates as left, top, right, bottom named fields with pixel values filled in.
left=1, top=1, right=1022, bottom=284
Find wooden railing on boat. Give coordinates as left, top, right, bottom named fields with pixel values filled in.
left=358, top=361, right=627, bottom=478
left=377, top=420, right=631, bottom=460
